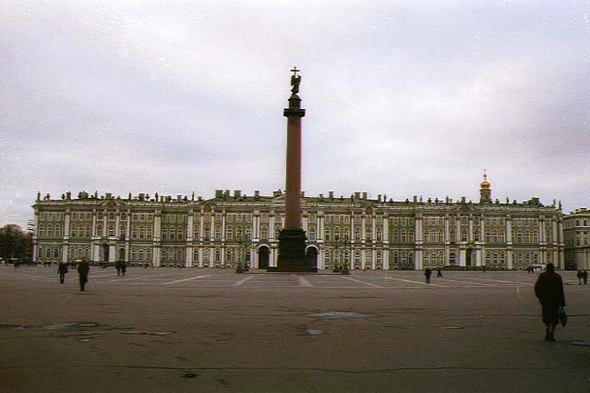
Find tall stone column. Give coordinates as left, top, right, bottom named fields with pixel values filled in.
left=271, top=67, right=316, bottom=272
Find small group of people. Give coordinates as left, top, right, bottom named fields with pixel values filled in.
left=424, top=267, right=443, bottom=283
left=57, top=258, right=90, bottom=291
left=115, top=261, right=127, bottom=276
left=526, top=266, right=535, bottom=274
left=58, top=259, right=128, bottom=291
left=576, top=270, right=588, bottom=285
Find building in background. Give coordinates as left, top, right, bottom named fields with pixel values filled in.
left=32, top=175, right=564, bottom=270
left=563, top=208, right=590, bottom=270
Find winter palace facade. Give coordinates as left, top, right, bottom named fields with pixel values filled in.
left=32, top=175, right=565, bottom=270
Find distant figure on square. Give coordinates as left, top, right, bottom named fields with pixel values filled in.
left=57, top=261, right=68, bottom=284
left=534, top=263, right=565, bottom=342
left=437, top=268, right=443, bottom=278
left=121, top=261, right=127, bottom=276
left=583, top=270, right=588, bottom=285
left=424, top=268, right=432, bottom=284
left=577, top=270, right=583, bottom=285
left=77, top=258, right=90, bottom=291
left=116, top=261, right=121, bottom=276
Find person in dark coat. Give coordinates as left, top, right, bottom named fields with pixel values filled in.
left=120, top=262, right=127, bottom=276
left=583, top=270, right=588, bottom=285
left=116, top=261, right=121, bottom=276
left=424, top=268, right=432, bottom=284
left=437, top=268, right=443, bottom=278
left=57, top=262, right=68, bottom=284
left=77, top=258, right=90, bottom=291
left=577, top=270, right=583, bottom=285
left=534, top=263, right=565, bottom=341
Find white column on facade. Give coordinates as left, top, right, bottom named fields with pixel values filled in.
left=153, top=246, right=161, bottom=267
left=115, top=213, right=120, bottom=237
left=109, top=244, right=116, bottom=263
left=415, top=216, right=422, bottom=270
left=187, top=213, right=194, bottom=240
left=271, top=247, right=278, bottom=267
left=64, top=210, right=71, bottom=241
left=383, top=215, right=389, bottom=245
left=371, top=216, right=376, bottom=246
left=186, top=211, right=194, bottom=268
left=318, top=214, right=324, bottom=241
left=319, top=248, right=325, bottom=269
left=153, top=214, right=160, bottom=239
left=459, top=249, right=466, bottom=267
left=269, top=213, right=275, bottom=241
left=93, top=244, right=100, bottom=261
left=469, top=217, right=473, bottom=243
left=62, top=210, right=71, bottom=263
left=361, top=216, right=366, bottom=244
left=221, top=211, right=226, bottom=242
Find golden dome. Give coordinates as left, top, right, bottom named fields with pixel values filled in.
left=480, top=171, right=491, bottom=190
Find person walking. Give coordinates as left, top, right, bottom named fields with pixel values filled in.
left=534, top=263, right=565, bottom=342
left=437, top=268, right=443, bottom=278
left=57, top=261, right=68, bottom=284
left=120, top=261, right=127, bottom=277
left=77, top=258, right=90, bottom=292
left=577, top=270, right=583, bottom=285
left=424, top=268, right=432, bottom=284
left=583, top=270, right=588, bottom=285
left=116, top=261, right=121, bottom=276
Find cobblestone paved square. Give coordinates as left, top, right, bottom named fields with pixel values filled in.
left=1, top=266, right=589, bottom=392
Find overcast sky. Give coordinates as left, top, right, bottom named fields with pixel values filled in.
left=1, top=0, right=589, bottom=228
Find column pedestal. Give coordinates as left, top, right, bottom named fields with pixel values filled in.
left=269, top=227, right=317, bottom=272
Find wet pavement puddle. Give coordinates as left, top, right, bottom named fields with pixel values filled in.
left=308, top=311, right=370, bottom=319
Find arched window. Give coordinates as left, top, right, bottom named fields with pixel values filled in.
left=177, top=227, right=184, bottom=240
left=424, top=229, right=429, bottom=243
left=47, top=224, right=53, bottom=238
left=423, top=252, right=430, bottom=266
left=227, top=227, right=233, bottom=240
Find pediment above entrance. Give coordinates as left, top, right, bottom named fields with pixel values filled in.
left=456, top=204, right=479, bottom=214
